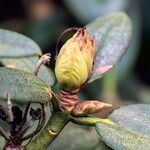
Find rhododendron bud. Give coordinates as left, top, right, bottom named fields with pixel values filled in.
left=55, top=28, right=95, bottom=90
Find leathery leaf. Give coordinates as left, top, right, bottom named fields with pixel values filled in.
left=0, top=29, right=42, bottom=57
left=95, top=104, right=150, bottom=150
left=87, top=12, right=132, bottom=82
left=0, top=67, right=52, bottom=105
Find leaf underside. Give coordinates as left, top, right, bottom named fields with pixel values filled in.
left=109, top=104, right=150, bottom=136
left=86, top=12, right=132, bottom=82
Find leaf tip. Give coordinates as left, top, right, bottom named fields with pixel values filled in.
left=93, top=65, right=113, bottom=74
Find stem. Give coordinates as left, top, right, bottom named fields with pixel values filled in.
left=51, top=94, right=62, bottom=112
left=7, top=93, right=13, bottom=122
left=26, top=111, right=69, bottom=150
left=70, top=116, right=113, bottom=126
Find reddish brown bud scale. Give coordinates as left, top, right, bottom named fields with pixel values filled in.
left=58, top=89, right=79, bottom=112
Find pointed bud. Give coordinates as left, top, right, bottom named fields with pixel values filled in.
left=55, top=28, right=95, bottom=90
left=72, top=101, right=113, bottom=116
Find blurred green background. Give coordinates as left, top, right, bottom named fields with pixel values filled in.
left=0, top=0, right=150, bottom=149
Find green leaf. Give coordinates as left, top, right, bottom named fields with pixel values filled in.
left=86, top=12, right=132, bottom=82
left=0, top=67, right=52, bottom=105
left=0, top=29, right=42, bottom=57
left=48, top=123, right=109, bottom=150
left=95, top=104, right=150, bottom=149
left=0, top=56, right=55, bottom=86
left=96, top=121, right=150, bottom=150
left=109, top=104, right=150, bottom=136
left=108, top=6, right=141, bottom=79
left=0, top=136, right=5, bottom=149
left=0, top=28, right=55, bottom=86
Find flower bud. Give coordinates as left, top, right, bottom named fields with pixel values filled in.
left=55, top=28, right=95, bottom=90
